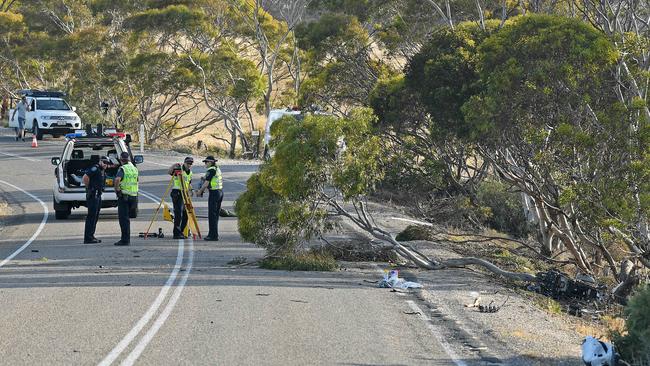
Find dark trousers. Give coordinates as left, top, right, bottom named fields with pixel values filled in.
left=208, top=189, right=223, bottom=238
left=171, top=189, right=188, bottom=236
left=84, top=193, right=102, bottom=241
left=117, top=195, right=137, bottom=243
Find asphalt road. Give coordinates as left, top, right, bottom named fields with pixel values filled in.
left=0, top=130, right=459, bottom=366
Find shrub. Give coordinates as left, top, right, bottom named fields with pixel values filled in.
left=615, top=284, right=650, bottom=364
left=396, top=225, right=432, bottom=241
left=259, top=252, right=337, bottom=271
left=476, top=180, right=532, bottom=238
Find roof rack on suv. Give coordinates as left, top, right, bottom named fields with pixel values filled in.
left=17, top=89, right=67, bottom=98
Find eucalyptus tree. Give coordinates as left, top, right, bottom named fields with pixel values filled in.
left=463, top=15, right=623, bottom=275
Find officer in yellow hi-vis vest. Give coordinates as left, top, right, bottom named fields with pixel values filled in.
left=113, top=151, right=139, bottom=246
left=196, top=155, right=222, bottom=241
left=168, top=156, right=194, bottom=239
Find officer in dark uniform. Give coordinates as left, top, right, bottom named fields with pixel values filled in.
left=114, top=151, right=139, bottom=246
left=196, top=155, right=222, bottom=241
left=83, top=156, right=109, bottom=244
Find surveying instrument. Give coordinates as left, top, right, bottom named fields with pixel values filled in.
left=144, top=169, right=202, bottom=239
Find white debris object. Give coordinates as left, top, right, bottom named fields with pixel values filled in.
left=581, top=336, right=618, bottom=366
left=378, top=270, right=423, bottom=289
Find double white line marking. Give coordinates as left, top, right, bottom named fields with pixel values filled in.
left=98, top=190, right=195, bottom=366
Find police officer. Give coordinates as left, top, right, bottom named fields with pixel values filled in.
left=82, top=156, right=109, bottom=244
left=196, top=155, right=222, bottom=241
left=168, top=157, right=194, bottom=239
left=113, top=151, right=139, bottom=246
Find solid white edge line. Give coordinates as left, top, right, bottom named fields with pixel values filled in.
left=406, top=300, right=468, bottom=366
left=0, top=151, right=40, bottom=162
left=0, top=180, right=49, bottom=268
left=120, top=238, right=194, bottom=366
left=98, top=190, right=185, bottom=366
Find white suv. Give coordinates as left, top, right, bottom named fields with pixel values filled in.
left=8, top=90, right=82, bottom=140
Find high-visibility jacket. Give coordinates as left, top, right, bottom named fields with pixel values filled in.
left=119, top=162, right=139, bottom=196
left=207, top=166, right=222, bottom=190
left=172, top=169, right=192, bottom=191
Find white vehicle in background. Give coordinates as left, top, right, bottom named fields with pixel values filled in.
left=263, top=108, right=302, bottom=159
left=264, top=108, right=302, bottom=147
left=8, top=90, right=82, bottom=140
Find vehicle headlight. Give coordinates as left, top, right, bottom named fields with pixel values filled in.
left=41, top=116, right=49, bottom=120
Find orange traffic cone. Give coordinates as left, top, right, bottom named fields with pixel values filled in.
left=31, top=134, right=38, bottom=148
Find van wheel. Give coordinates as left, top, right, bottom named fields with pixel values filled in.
left=33, top=122, right=44, bottom=140
left=53, top=196, right=71, bottom=219
left=55, top=205, right=71, bottom=219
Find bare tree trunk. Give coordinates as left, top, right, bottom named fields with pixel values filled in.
left=229, top=124, right=237, bottom=158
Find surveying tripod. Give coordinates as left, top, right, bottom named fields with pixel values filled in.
left=144, top=170, right=202, bottom=239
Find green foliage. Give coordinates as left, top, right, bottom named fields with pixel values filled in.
left=615, top=284, right=650, bottom=362
left=308, top=0, right=372, bottom=22
left=464, top=15, right=618, bottom=140
left=124, top=4, right=206, bottom=34
left=296, top=13, right=368, bottom=56
left=0, top=11, right=24, bottom=33
left=259, top=252, right=337, bottom=272
left=267, top=109, right=383, bottom=200
left=235, top=172, right=287, bottom=250
left=406, top=21, right=500, bottom=137
left=476, top=180, right=532, bottom=238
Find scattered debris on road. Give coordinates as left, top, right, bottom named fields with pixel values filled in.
left=377, top=270, right=423, bottom=289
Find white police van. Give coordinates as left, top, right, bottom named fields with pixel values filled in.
left=51, top=126, right=143, bottom=219
left=8, top=90, right=82, bottom=140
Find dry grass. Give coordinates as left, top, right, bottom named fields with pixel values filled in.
left=574, top=316, right=627, bottom=342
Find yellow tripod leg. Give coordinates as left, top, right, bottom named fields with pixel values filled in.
left=144, top=177, right=174, bottom=238
left=179, top=174, right=202, bottom=239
